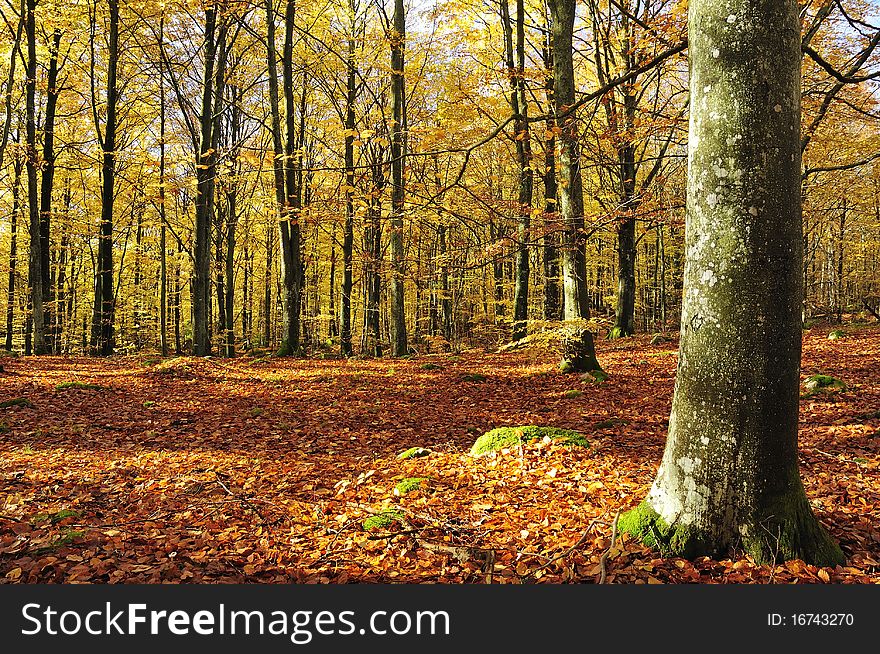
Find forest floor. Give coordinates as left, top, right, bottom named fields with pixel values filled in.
left=1, top=324, right=878, bottom=584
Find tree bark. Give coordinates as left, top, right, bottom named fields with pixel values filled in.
left=389, top=0, right=408, bottom=356
left=620, top=0, right=843, bottom=565
left=24, top=0, right=45, bottom=355
left=547, top=0, right=601, bottom=372
left=192, top=5, right=219, bottom=356
left=340, top=14, right=357, bottom=357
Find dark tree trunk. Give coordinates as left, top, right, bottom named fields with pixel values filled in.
left=89, top=0, right=119, bottom=356
left=6, top=155, right=21, bottom=351
left=340, top=23, right=356, bottom=357
left=39, top=28, right=61, bottom=352
left=24, top=0, right=45, bottom=354
left=158, top=15, right=168, bottom=356
left=541, top=35, right=561, bottom=322
left=620, top=0, right=843, bottom=566
left=192, top=5, right=219, bottom=356
left=389, top=0, right=408, bottom=356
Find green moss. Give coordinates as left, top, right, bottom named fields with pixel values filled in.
left=618, top=502, right=710, bottom=559
left=394, top=477, right=430, bottom=495
left=143, top=400, right=155, bottom=408
left=56, top=381, right=103, bottom=391
left=563, top=389, right=583, bottom=399
left=593, top=418, right=627, bottom=430
left=827, top=330, right=846, bottom=341
left=587, top=370, right=609, bottom=383
left=470, top=425, right=588, bottom=456
left=460, top=373, right=486, bottom=382
left=804, top=374, right=846, bottom=393
left=362, top=510, right=405, bottom=531
left=32, top=508, right=80, bottom=525
left=397, top=446, right=431, bottom=460
left=421, top=363, right=443, bottom=371
left=274, top=341, right=303, bottom=357
left=250, top=407, right=265, bottom=418
left=0, top=397, right=32, bottom=408
left=607, top=327, right=628, bottom=340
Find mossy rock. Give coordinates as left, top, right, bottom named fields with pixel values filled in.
left=804, top=374, right=846, bottom=394
left=0, top=397, right=32, bottom=409
left=470, top=425, right=588, bottom=456
left=650, top=334, right=666, bottom=345
left=827, top=330, right=846, bottom=341
left=460, top=373, right=486, bottom=382
left=56, top=381, right=103, bottom=391
left=394, top=477, right=430, bottom=495
left=397, top=446, right=431, bottom=460
left=421, top=363, right=443, bottom=371
left=563, top=389, right=583, bottom=399
left=580, top=369, right=609, bottom=384
left=362, top=510, right=405, bottom=531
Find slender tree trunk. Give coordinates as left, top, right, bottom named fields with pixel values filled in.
left=6, top=156, right=21, bottom=350
left=39, top=28, right=61, bottom=352
left=192, top=5, right=219, bottom=356
left=278, top=0, right=303, bottom=355
left=90, top=0, right=119, bottom=356
left=542, top=35, right=561, bottom=322
left=340, top=19, right=356, bottom=357
left=389, top=0, right=408, bottom=356
left=24, top=0, right=44, bottom=354
left=620, top=0, right=843, bottom=565
left=501, top=0, right=532, bottom=341
left=159, top=15, right=168, bottom=356
left=547, top=0, right=600, bottom=372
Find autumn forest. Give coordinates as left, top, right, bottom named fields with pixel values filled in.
left=0, top=0, right=879, bottom=586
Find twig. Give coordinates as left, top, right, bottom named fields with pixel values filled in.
left=518, top=517, right=602, bottom=580
left=598, top=510, right=621, bottom=584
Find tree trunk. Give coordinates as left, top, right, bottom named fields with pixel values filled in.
left=24, top=0, right=45, bottom=355
left=340, top=19, right=357, bottom=357
left=39, top=28, right=61, bottom=353
left=278, top=0, right=303, bottom=355
left=547, top=0, right=601, bottom=372
left=389, top=0, right=408, bottom=356
left=89, top=0, right=118, bottom=356
left=192, top=5, right=219, bottom=356
left=501, top=0, right=533, bottom=342
left=6, top=155, right=21, bottom=351
left=620, top=0, right=843, bottom=565
left=541, top=34, right=561, bottom=322
left=159, top=15, right=168, bottom=356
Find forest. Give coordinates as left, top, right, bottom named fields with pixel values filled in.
left=0, top=0, right=878, bottom=585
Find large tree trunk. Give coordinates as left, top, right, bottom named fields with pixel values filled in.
left=547, top=0, right=601, bottom=372
left=389, top=0, right=408, bottom=356
left=620, top=0, right=843, bottom=565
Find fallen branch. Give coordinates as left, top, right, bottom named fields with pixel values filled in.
left=598, top=510, right=621, bottom=584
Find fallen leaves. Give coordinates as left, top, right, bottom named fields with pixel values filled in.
left=0, top=327, right=878, bottom=583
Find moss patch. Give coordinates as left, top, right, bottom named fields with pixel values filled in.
left=394, top=477, right=430, bottom=495
left=470, top=425, right=588, bottom=456
left=460, top=373, right=486, bottom=382
left=56, top=381, right=103, bottom=391
left=397, top=446, right=431, bottom=460
left=618, top=502, right=709, bottom=559
left=804, top=374, right=846, bottom=394
left=420, top=363, right=443, bottom=371
left=563, top=389, right=583, bottom=399
left=827, top=330, right=846, bottom=341
left=362, top=510, right=405, bottom=531
left=32, top=508, right=80, bottom=525
left=0, top=397, right=32, bottom=409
